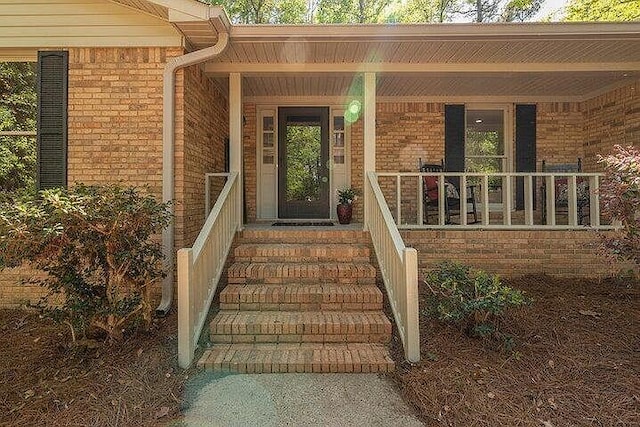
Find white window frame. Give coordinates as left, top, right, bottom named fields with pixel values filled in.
left=465, top=103, right=514, bottom=211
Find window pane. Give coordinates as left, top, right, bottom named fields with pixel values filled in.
left=466, top=110, right=504, bottom=156
left=263, top=132, right=274, bottom=148
left=263, top=116, right=274, bottom=132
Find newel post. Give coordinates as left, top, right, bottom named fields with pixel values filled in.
left=177, top=248, right=194, bottom=369
left=403, top=247, right=420, bottom=362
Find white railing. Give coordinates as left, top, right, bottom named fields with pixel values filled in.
left=376, top=171, right=613, bottom=229
left=177, top=171, right=240, bottom=368
left=365, top=172, right=420, bottom=362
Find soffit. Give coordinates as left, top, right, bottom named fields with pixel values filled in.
left=228, top=71, right=639, bottom=100
left=214, top=38, right=640, bottom=65
left=108, top=0, right=227, bottom=49
left=110, top=0, right=168, bottom=20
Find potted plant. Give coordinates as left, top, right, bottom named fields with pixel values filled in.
left=336, top=187, right=357, bottom=224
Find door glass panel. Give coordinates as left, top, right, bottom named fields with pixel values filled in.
left=285, top=121, right=322, bottom=203
left=333, top=116, right=345, bottom=164
left=262, top=115, right=275, bottom=164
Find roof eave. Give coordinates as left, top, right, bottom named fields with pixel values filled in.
left=229, top=21, right=640, bottom=42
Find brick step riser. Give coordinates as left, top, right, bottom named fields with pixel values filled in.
left=219, top=284, right=383, bottom=311
left=227, top=263, right=378, bottom=283
left=210, top=334, right=391, bottom=344
left=198, top=344, right=395, bottom=374
left=234, top=256, right=371, bottom=263
left=210, top=313, right=392, bottom=344
left=228, top=277, right=377, bottom=285
left=207, top=363, right=393, bottom=374
left=220, top=302, right=383, bottom=311
left=233, top=244, right=370, bottom=262
left=237, top=231, right=371, bottom=245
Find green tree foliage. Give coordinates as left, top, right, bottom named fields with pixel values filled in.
left=0, top=185, right=172, bottom=343
left=394, top=0, right=461, bottom=23
left=459, top=0, right=543, bottom=22
left=316, top=0, right=394, bottom=23
left=564, top=0, right=640, bottom=21
left=204, top=0, right=547, bottom=23
left=0, top=62, right=37, bottom=193
left=205, top=0, right=308, bottom=23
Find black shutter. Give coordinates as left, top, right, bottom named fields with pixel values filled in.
left=515, top=104, right=536, bottom=210
left=37, top=51, right=68, bottom=190
left=444, top=104, right=465, bottom=190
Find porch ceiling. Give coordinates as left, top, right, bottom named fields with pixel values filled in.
left=203, top=22, right=640, bottom=101
left=214, top=37, right=640, bottom=66
left=213, top=70, right=638, bottom=101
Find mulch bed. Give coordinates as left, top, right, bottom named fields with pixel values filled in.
left=0, top=311, right=187, bottom=427
left=389, top=275, right=640, bottom=426
left=1, top=275, right=638, bottom=426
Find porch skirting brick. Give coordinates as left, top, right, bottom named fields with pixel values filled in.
left=401, top=229, right=633, bottom=278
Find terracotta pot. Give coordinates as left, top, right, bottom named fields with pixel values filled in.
left=336, top=203, right=353, bottom=224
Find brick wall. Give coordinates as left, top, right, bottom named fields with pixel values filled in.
left=67, top=47, right=183, bottom=194
left=375, top=102, right=444, bottom=223
left=582, top=80, right=640, bottom=172
left=350, top=114, right=364, bottom=222
left=175, top=64, right=228, bottom=248
left=536, top=102, right=584, bottom=169
left=243, top=103, right=257, bottom=222
left=0, top=266, right=48, bottom=309
left=401, top=229, right=633, bottom=279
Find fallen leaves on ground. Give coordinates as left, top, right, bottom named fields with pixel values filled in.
left=0, top=310, right=186, bottom=427
left=388, top=275, right=640, bottom=427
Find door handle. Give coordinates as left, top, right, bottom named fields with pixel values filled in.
left=321, top=177, right=328, bottom=183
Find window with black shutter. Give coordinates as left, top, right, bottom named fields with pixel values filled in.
left=37, top=51, right=68, bottom=190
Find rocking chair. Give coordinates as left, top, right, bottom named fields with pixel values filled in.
left=420, top=160, right=478, bottom=224
left=541, top=158, right=589, bottom=225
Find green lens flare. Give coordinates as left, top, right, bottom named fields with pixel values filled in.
left=344, top=100, right=362, bottom=124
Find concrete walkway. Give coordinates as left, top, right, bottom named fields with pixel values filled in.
left=178, top=372, right=425, bottom=427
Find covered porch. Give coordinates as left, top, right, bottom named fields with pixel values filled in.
left=195, top=23, right=638, bottom=231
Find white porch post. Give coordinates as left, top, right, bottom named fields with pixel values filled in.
left=363, top=72, right=376, bottom=230
left=229, top=73, right=243, bottom=226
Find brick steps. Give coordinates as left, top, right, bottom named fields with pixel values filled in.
left=227, top=262, right=377, bottom=285
left=199, top=229, right=395, bottom=374
left=234, top=243, right=370, bottom=263
left=219, top=284, right=383, bottom=311
left=198, top=343, right=394, bottom=373
left=210, top=311, right=391, bottom=344
left=238, top=229, right=370, bottom=244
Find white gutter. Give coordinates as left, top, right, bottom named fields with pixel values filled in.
left=157, top=30, right=229, bottom=316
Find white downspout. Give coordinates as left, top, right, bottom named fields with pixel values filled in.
left=157, top=31, right=229, bottom=316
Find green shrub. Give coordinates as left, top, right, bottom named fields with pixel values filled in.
left=0, top=184, right=171, bottom=343
left=424, top=261, right=529, bottom=340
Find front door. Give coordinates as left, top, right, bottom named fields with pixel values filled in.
left=278, top=107, right=330, bottom=219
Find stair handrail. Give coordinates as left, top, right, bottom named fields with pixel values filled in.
left=365, top=171, right=420, bottom=362
left=177, top=172, right=241, bottom=368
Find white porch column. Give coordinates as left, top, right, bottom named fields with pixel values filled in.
left=229, top=73, right=243, bottom=226
left=363, top=72, right=376, bottom=230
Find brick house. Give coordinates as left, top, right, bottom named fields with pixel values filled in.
left=1, top=1, right=639, bottom=370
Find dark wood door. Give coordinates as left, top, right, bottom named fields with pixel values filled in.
left=278, top=107, right=330, bottom=219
